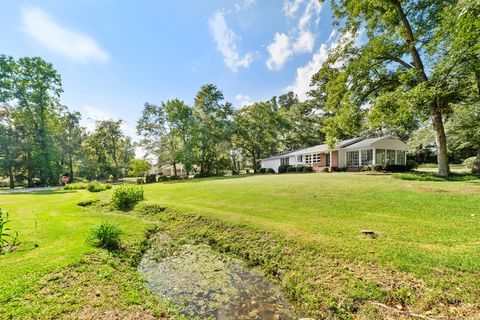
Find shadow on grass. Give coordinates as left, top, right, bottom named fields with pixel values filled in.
left=0, top=189, right=78, bottom=196
left=393, top=171, right=480, bottom=182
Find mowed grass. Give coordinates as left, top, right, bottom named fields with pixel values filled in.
left=0, top=189, right=162, bottom=318
left=142, top=173, right=480, bottom=275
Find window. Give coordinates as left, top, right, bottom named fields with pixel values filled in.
left=312, top=153, right=321, bottom=163
left=297, top=155, right=303, bottom=163
left=375, top=149, right=385, bottom=165
left=396, top=150, right=406, bottom=165
left=305, top=154, right=312, bottom=163
left=361, top=149, right=373, bottom=165
left=386, top=150, right=396, bottom=165
left=281, top=157, right=289, bottom=165
left=346, top=151, right=359, bottom=167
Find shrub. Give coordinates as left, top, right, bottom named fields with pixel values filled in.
left=362, top=166, right=371, bottom=172
left=266, top=168, right=275, bottom=174
left=0, top=209, right=18, bottom=254
left=296, top=166, right=304, bottom=172
left=277, top=164, right=291, bottom=174
left=158, top=176, right=169, bottom=182
left=286, top=166, right=297, bottom=173
left=303, top=166, right=314, bottom=173
left=321, top=167, right=330, bottom=173
left=258, top=168, right=267, bottom=174
left=136, top=178, right=144, bottom=184
left=64, top=182, right=88, bottom=190
left=87, top=181, right=111, bottom=192
left=111, top=185, right=144, bottom=210
left=145, top=174, right=157, bottom=184
left=372, top=164, right=384, bottom=171
left=406, top=159, right=419, bottom=170
left=463, top=157, right=479, bottom=169
left=90, top=222, right=122, bottom=250
left=384, top=164, right=412, bottom=172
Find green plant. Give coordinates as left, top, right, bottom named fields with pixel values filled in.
left=87, top=181, right=111, bottom=192
left=64, top=182, right=88, bottom=190
left=266, top=168, right=275, bottom=174
left=303, top=166, right=314, bottom=173
left=111, top=185, right=144, bottom=210
left=145, top=174, right=157, bottom=184
left=136, top=178, right=145, bottom=184
left=296, top=166, right=304, bottom=172
left=258, top=168, right=267, bottom=174
left=89, top=222, right=122, bottom=250
left=0, top=209, right=18, bottom=254
left=278, top=164, right=291, bottom=173
left=286, top=166, right=297, bottom=173
left=463, top=157, right=479, bottom=169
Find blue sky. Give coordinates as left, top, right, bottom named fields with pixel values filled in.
left=0, top=0, right=338, bottom=139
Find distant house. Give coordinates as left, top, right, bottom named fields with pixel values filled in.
left=260, top=136, right=408, bottom=173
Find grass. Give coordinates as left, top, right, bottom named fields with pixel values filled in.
left=0, top=188, right=176, bottom=319
left=140, top=172, right=480, bottom=317
left=1, top=172, right=480, bottom=318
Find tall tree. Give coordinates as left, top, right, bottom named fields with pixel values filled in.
left=312, top=0, right=479, bottom=176
left=58, top=110, right=84, bottom=181
left=193, top=84, right=233, bottom=175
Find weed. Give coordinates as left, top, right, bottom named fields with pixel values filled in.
left=90, top=222, right=122, bottom=250
left=0, top=209, right=18, bottom=254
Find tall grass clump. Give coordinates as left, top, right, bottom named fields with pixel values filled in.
left=64, top=182, right=88, bottom=190
left=0, top=209, right=18, bottom=254
left=90, top=222, right=122, bottom=250
left=87, top=181, right=112, bottom=193
left=111, top=185, right=144, bottom=210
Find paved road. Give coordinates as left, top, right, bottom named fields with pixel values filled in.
left=0, top=186, right=62, bottom=194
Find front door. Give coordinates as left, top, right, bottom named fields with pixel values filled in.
left=326, top=153, right=330, bottom=167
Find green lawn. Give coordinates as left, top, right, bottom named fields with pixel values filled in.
left=1, top=173, right=480, bottom=318
left=142, top=173, right=480, bottom=274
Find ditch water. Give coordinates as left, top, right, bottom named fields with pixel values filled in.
left=139, top=242, right=295, bottom=319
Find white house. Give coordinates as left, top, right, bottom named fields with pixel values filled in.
left=260, top=136, right=408, bottom=172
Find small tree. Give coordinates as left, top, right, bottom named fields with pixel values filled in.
left=128, top=159, right=151, bottom=177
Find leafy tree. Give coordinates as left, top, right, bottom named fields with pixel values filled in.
left=193, top=84, right=233, bottom=175
left=128, top=159, right=151, bottom=177
left=312, top=0, right=480, bottom=176
left=233, top=101, right=285, bottom=171
left=58, top=110, right=84, bottom=181
left=447, top=105, right=480, bottom=173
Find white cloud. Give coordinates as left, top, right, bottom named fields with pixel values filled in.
left=266, top=33, right=292, bottom=70
left=234, top=0, right=256, bottom=12
left=283, top=0, right=304, bottom=18
left=293, top=30, right=315, bottom=53
left=285, top=30, right=338, bottom=101
left=208, top=11, right=254, bottom=72
left=266, top=0, right=323, bottom=70
left=21, top=7, right=109, bottom=64
left=235, top=94, right=254, bottom=108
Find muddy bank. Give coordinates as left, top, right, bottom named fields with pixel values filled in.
left=139, top=235, right=294, bottom=319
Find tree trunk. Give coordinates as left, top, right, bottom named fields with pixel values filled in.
left=69, top=154, right=74, bottom=182
left=173, top=163, right=177, bottom=176
left=8, top=167, right=14, bottom=189
left=430, top=107, right=450, bottom=177
left=473, top=145, right=480, bottom=174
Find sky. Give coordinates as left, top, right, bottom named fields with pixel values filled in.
left=0, top=0, right=339, bottom=142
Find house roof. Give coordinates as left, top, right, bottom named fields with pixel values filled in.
left=342, top=136, right=402, bottom=150
left=261, top=136, right=406, bottom=161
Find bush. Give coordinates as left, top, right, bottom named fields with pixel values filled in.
left=296, top=166, right=304, bottom=172
left=136, top=178, right=144, bottom=184
left=266, top=168, right=275, bottom=174
left=393, top=172, right=479, bottom=182
left=286, top=166, right=297, bottom=173
left=87, top=181, right=111, bottom=192
left=321, top=167, right=330, bottom=173
left=406, top=159, right=419, bottom=170
left=278, top=164, right=292, bottom=173
left=145, top=174, right=157, bottom=184
left=90, top=222, right=122, bottom=250
left=64, top=182, right=88, bottom=190
left=258, top=168, right=267, bottom=174
left=158, top=176, right=169, bottom=182
left=384, top=164, right=412, bottom=172
left=463, top=157, right=479, bottom=169
left=111, top=185, right=144, bottom=210
left=303, top=166, right=314, bottom=173
left=372, top=164, right=384, bottom=171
